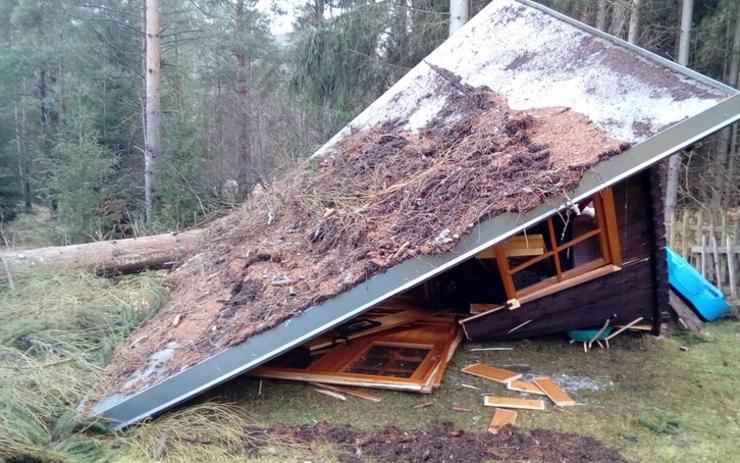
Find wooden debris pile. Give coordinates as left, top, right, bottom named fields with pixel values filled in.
left=248, top=296, right=462, bottom=394
left=460, top=361, right=577, bottom=434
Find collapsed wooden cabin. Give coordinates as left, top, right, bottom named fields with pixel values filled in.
left=87, top=0, right=740, bottom=428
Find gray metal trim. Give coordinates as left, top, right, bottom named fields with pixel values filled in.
left=97, top=93, right=740, bottom=429
left=516, top=0, right=738, bottom=96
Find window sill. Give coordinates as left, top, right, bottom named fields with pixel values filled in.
left=463, top=264, right=622, bottom=323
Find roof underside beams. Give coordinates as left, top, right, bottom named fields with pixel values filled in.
left=98, top=93, right=740, bottom=429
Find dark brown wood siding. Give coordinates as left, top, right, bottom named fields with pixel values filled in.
left=462, top=170, right=666, bottom=341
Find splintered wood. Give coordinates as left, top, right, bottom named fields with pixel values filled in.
left=461, top=363, right=522, bottom=383
left=251, top=310, right=460, bottom=393
left=483, top=396, right=545, bottom=410
left=507, top=380, right=545, bottom=395
left=309, top=382, right=382, bottom=402
left=489, top=408, right=518, bottom=434
left=532, top=377, right=576, bottom=406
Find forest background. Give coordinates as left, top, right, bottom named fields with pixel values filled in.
left=0, top=0, right=737, bottom=245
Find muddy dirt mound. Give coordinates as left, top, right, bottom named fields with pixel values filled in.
left=248, top=421, right=628, bottom=463
left=90, top=68, right=628, bottom=405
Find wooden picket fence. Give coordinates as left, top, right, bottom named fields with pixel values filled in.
left=669, top=210, right=739, bottom=299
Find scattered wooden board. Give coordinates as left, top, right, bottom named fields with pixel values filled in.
left=313, top=388, right=346, bottom=401
left=488, top=408, right=518, bottom=434
left=532, top=377, right=576, bottom=407
left=413, top=401, right=433, bottom=409
left=451, top=406, right=472, bottom=412
left=668, top=289, right=704, bottom=335
left=461, top=363, right=522, bottom=384
left=309, top=382, right=382, bottom=403
left=483, top=396, right=545, bottom=410
left=507, top=380, right=545, bottom=395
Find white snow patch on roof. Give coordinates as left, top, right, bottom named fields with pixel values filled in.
left=315, top=0, right=728, bottom=157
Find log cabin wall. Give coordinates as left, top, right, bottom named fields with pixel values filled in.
left=462, top=168, right=667, bottom=341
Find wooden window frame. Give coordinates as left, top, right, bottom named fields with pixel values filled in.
left=494, top=188, right=622, bottom=301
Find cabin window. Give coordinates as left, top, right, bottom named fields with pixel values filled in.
left=488, top=187, right=622, bottom=302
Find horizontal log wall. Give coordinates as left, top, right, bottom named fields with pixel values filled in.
left=463, top=170, right=665, bottom=341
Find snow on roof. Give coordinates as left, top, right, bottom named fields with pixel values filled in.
left=316, top=0, right=729, bottom=159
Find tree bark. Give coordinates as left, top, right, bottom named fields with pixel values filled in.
left=144, top=0, right=161, bottom=222
left=596, top=0, right=608, bottom=31
left=235, top=0, right=257, bottom=200
left=449, top=0, right=469, bottom=37
left=627, top=0, right=641, bottom=44
left=665, top=0, right=694, bottom=230
left=711, top=2, right=740, bottom=208
left=36, top=67, right=56, bottom=214
left=14, top=98, right=31, bottom=211
left=609, top=0, right=629, bottom=39
left=0, top=229, right=203, bottom=281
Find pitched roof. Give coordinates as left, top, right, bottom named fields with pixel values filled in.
left=90, top=0, right=739, bottom=428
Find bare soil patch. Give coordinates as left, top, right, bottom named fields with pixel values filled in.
left=246, top=421, right=629, bottom=463
left=90, top=68, right=628, bottom=405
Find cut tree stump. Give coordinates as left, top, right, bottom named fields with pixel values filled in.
left=0, top=229, right=203, bottom=281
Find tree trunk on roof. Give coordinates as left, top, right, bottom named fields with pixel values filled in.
left=0, top=229, right=203, bottom=281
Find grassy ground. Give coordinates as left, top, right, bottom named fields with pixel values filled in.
left=216, top=321, right=739, bottom=463
left=0, top=271, right=737, bottom=462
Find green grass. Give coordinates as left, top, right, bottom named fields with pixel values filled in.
left=214, top=322, right=740, bottom=463
left=0, top=271, right=167, bottom=462
left=1, top=270, right=738, bottom=462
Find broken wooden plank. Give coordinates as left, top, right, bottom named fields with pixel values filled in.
left=507, top=380, right=545, bottom=395
left=476, top=234, right=546, bottom=259
left=451, top=406, right=473, bottom=412
left=313, top=388, right=347, bottom=401
left=304, top=308, right=434, bottom=351
left=309, top=382, right=382, bottom=403
left=605, top=316, right=644, bottom=340
left=431, top=330, right=464, bottom=389
left=483, top=396, right=545, bottom=410
left=488, top=408, right=518, bottom=434
left=469, top=347, right=513, bottom=352
left=412, top=401, right=433, bottom=409
left=532, top=377, right=576, bottom=407
left=507, top=319, right=533, bottom=334
left=461, top=363, right=522, bottom=384
left=469, top=303, right=505, bottom=315
left=668, top=289, right=704, bottom=335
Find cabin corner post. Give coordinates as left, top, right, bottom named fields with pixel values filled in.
left=647, top=164, right=668, bottom=336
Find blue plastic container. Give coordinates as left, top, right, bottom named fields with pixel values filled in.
left=665, top=247, right=729, bottom=321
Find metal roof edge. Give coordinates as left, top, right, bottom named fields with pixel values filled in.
left=95, top=93, right=739, bottom=429
left=515, top=0, right=738, bottom=96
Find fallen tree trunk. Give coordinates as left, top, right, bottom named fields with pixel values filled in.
left=0, top=229, right=203, bottom=281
